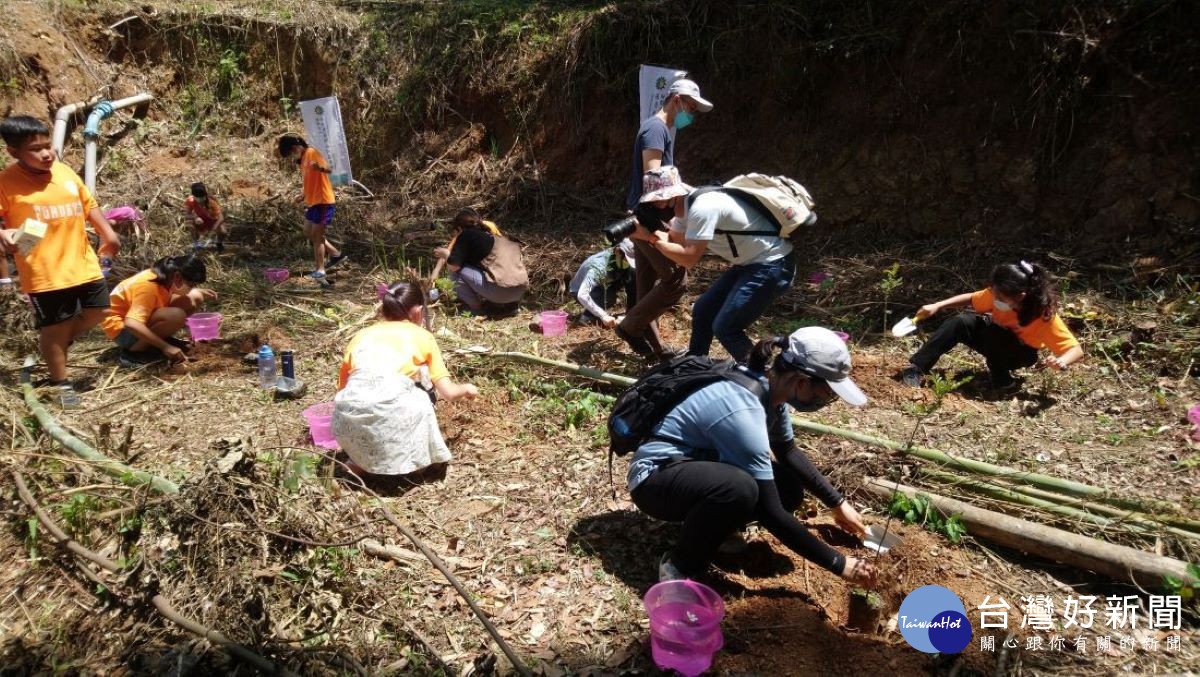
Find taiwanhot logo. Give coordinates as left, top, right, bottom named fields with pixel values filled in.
left=898, top=585, right=972, bottom=654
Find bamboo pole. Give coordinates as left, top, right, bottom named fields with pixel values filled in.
left=862, top=477, right=1198, bottom=588
left=919, top=469, right=1200, bottom=541
left=793, top=416, right=1176, bottom=515
left=491, top=351, right=635, bottom=386
left=988, top=475, right=1200, bottom=535
left=20, top=358, right=179, bottom=494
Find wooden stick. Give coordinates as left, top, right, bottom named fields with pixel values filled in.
left=861, top=477, right=1198, bottom=588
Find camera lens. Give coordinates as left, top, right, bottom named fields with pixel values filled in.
left=602, top=217, right=637, bottom=244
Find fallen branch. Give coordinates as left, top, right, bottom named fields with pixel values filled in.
left=20, top=357, right=178, bottom=494
left=14, top=472, right=291, bottom=675
left=861, top=476, right=1198, bottom=588
left=491, top=351, right=635, bottom=387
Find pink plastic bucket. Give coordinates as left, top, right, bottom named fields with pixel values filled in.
left=1188, top=404, right=1200, bottom=441
left=540, top=310, right=568, bottom=336
left=303, top=402, right=339, bottom=450
left=186, top=313, right=222, bottom=342
left=264, top=268, right=289, bottom=284
left=643, top=580, right=725, bottom=676
left=834, top=331, right=850, bottom=342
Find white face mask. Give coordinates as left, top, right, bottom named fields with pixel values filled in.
left=993, top=299, right=1013, bottom=312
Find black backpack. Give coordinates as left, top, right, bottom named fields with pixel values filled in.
left=607, top=356, right=767, bottom=487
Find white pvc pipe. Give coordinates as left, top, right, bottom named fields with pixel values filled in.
left=52, top=100, right=89, bottom=158
left=82, top=93, right=154, bottom=194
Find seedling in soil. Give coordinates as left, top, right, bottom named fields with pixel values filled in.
left=1163, top=563, right=1200, bottom=612
left=878, top=262, right=903, bottom=333
left=847, top=587, right=887, bottom=633
left=887, top=493, right=967, bottom=544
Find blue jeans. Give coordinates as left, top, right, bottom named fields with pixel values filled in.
left=689, top=253, right=796, bottom=362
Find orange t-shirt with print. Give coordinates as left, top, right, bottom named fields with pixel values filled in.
left=971, top=288, right=1079, bottom=356
left=0, top=161, right=101, bottom=293
left=101, top=268, right=171, bottom=339
left=301, top=147, right=335, bottom=207
left=185, top=195, right=223, bottom=228
left=338, top=320, right=449, bottom=391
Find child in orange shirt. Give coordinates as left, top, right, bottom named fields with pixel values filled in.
left=333, top=282, right=477, bottom=477
left=184, top=182, right=226, bottom=251
left=0, top=115, right=121, bottom=389
left=901, top=261, right=1085, bottom=389
left=102, top=254, right=217, bottom=368
left=278, top=135, right=346, bottom=280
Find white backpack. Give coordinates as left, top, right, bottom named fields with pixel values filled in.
left=686, top=173, right=818, bottom=258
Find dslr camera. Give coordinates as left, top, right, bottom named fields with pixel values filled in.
left=603, top=202, right=671, bottom=245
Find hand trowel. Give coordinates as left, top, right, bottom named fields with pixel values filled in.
left=863, top=524, right=903, bottom=554
left=891, top=316, right=921, bottom=337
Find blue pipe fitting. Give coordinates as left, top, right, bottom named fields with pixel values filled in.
left=82, top=101, right=115, bottom=140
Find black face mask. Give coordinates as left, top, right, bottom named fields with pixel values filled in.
left=634, top=202, right=675, bottom=231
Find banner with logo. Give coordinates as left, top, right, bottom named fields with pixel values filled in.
left=298, top=96, right=353, bottom=187
left=638, top=64, right=688, bottom=124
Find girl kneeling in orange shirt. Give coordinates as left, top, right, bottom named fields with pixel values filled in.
left=102, top=254, right=217, bottom=367
left=333, top=282, right=477, bottom=477
left=900, top=261, right=1084, bottom=390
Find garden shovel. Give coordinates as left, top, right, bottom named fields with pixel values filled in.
left=890, top=316, right=921, bottom=337
left=863, top=524, right=903, bottom=555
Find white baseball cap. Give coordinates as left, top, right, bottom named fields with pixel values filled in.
left=781, top=327, right=868, bottom=407
left=667, top=79, right=713, bottom=112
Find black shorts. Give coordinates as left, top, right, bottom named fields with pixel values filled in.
left=114, top=327, right=138, bottom=349
left=27, top=279, right=110, bottom=329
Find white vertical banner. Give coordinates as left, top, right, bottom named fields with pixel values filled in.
left=639, top=64, right=688, bottom=123
left=298, top=96, right=353, bottom=187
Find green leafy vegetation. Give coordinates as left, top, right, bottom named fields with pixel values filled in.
left=888, top=492, right=967, bottom=544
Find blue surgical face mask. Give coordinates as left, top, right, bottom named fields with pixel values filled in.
left=675, top=110, right=694, bottom=130
left=993, top=298, right=1013, bottom=312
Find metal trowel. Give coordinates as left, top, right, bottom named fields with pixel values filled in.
left=891, top=316, right=921, bottom=337
left=863, top=525, right=903, bottom=554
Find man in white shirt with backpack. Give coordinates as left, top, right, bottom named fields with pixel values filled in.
left=629, top=166, right=814, bottom=362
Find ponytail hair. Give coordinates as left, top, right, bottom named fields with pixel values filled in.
left=452, top=207, right=482, bottom=231
left=746, top=336, right=791, bottom=373
left=151, top=253, right=206, bottom=287
left=381, top=281, right=426, bottom=323
left=991, top=260, right=1057, bottom=326
left=277, top=134, right=307, bottom=157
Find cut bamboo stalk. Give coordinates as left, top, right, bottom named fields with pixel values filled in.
left=491, top=351, right=636, bottom=386
left=987, top=475, right=1200, bottom=535
left=794, top=416, right=1176, bottom=515
left=862, top=477, right=1198, bottom=588
left=20, top=358, right=179, bottom=494
left=919, top=469, right=1200, bottom=541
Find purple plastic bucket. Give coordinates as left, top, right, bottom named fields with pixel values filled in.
left=303, top=402, right=339, bottom=450
left=540, top=310, right=568, bottom=336
left=186, top=313, right=222, bottom=342
left=643, top=580, right=725, bottom=676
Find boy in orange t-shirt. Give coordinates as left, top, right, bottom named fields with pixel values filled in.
left=184, top=182, right=226, bottom=251
left=278, top=135, right=346, bottom=281
left=0, top=115, right=121, bottom=388
left=900, top=261, right=1084, bottom=390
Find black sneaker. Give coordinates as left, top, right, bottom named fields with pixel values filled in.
left=615, top=325, right=655, bottom=358
left=326, top=253, right=349, bottom=270
left=118, top=348, right=164, bottom=369
left=990, top=370, right=1020, bottom=391
left=900, top=365, right=923, bottom=388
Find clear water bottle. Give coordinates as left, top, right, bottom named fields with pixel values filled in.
left=257, top=345, right=276, bottom=389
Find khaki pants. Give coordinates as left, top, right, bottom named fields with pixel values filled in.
left=618, top=239, right=687, bottom=352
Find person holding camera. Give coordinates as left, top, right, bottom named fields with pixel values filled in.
left=617, top=80, right=714, bottom=361
left=628, top=166, right=797, bottom=363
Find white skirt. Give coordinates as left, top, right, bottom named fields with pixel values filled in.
left=332, top=370, right=451, bottom=475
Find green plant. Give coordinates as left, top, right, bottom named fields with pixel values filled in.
left=1163, top=563, right=1200, bottom=607
left=878, top=262, right=903, bottom=333
left=55, top=494, right=99, bottom=537
left=888, top=492, right=968, bottom=544
left=282, top=453, right=318, bottom=492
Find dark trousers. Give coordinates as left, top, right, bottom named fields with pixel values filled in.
left=910, top=313, right=1038, bottom=377
left=689, top=253, right=796, bottom=362
left=619, top=239, right=687, bottom=353
left=630, top=459, right=806, bottom=576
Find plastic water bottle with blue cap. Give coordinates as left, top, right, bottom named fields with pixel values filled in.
left=257, top=345, right=276, bottom=389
